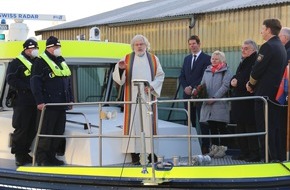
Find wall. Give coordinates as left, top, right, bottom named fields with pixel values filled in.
left=38, top=3, right=290, bottom=101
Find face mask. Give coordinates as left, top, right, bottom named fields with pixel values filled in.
left=53, top=48, right=61, bottom=57
left=31, top=49, right=39, bottom=58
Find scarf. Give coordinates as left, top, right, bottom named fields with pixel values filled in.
left=211, top=62, right=226, bottom=73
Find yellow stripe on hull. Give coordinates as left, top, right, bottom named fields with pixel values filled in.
left=18, top=162, right=290, bottom=179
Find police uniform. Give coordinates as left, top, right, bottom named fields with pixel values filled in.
left=249, top=36, right=287, bottom=161
left=30, top=36, right=73, bottom=166
left=6, top=39, right=38, bottom=166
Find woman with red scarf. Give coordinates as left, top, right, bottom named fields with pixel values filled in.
left=199, top=50, right=233, bottom=157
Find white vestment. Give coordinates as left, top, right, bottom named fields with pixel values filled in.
left=113, top=53, right=164, bottom=153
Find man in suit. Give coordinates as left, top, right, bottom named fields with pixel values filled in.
left=179, top=35, right=211, bottom=154
left=179, top=35, right=211, bottom=126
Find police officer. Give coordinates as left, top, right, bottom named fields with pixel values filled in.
left=30, top=36, right=73, bottom=166
left=6, top=38, right=39, bottom=166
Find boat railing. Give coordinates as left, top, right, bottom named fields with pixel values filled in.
left=158, top=96, right=269, bottom=162
left=32, top=96, right=269, bottom=167
left=65, top=112, right=92, bottom=133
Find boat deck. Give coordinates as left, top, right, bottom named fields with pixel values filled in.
left=0, top=150, right=262, bottom=170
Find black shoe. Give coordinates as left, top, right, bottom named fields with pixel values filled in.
left=50, top=157, right=65, bottom=166
left=245, top=155, right=261, bottom=162
left=148, top=153, right=157, bottom=163
left=131, top=153, right=140, bottom=165
left=15, top=155, right=24, bottom=166
left=131, top=161, right=141, bottom=165
left=23, top=154, right=33, bottom=163
left=37, top=160, right=52, bottom=166
left=15, top=154, right=32, bottom=166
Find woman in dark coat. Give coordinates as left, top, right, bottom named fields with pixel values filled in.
left=230, top=39, right=260, bottom=162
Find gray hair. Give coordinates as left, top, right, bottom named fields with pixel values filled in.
left=212, top=50, right=226, bottom=63
left=281, top=27, right=290, bottom=39
left=130, top=34, right=150, bottom=51
left=243, top=39, right=258, bottom=52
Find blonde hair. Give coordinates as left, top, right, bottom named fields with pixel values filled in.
left=211, top=50, right=226, bottom=63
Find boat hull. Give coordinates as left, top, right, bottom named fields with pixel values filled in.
left=0, top=162, right=288, bottom=189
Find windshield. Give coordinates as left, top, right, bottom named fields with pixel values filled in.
left=70, top=63, right=120, bottom=103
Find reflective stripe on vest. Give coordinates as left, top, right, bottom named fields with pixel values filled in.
left=17, top=54, right=32, bottom=76
left=40, top=53, right=71, bottom=77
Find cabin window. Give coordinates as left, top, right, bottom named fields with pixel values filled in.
left=74, top=66, right=107, bottom=102
left=70, top=64, right=119, bottom=103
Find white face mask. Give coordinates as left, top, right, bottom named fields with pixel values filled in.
left=31, top=49, right=39, bottom=58
left=53, top=48, right=61, bottom=57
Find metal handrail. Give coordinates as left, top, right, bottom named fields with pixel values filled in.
left=66, top=112, right=92, bottom=133
left=32, top=96, right=269, bottom=168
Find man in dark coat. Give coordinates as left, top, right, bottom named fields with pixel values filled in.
left=279, top=27, right=290, bottom=60
left=31, top=36, right=74, bottom=166
left=231, top=39, right=260, bottom=162
left=6, top=38, right=39, bottom=166
left=247, top=19, right=287, bottom=162
left=179, top=35, right=211, bottom=129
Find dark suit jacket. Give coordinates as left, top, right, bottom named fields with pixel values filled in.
left=250, top=36, right=287, bottom=101
left=179, top=51, right=211, bottom=99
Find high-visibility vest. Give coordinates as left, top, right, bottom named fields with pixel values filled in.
left=40, top=53, right=71, bottom=77
left=16, top=54, right=32, bottom=76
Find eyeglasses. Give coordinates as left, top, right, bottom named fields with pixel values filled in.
left=241, top=46, right=253, bottom=51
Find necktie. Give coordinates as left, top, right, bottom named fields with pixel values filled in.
left=191, top=54, right=197, bottom=70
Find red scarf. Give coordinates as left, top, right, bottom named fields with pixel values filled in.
left=211, top=62, right=226, bottom=73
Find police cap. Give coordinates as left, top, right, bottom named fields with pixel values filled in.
left=23, top=39, right=38, bottom=50
left=46, top=36, right=61, bottom=48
